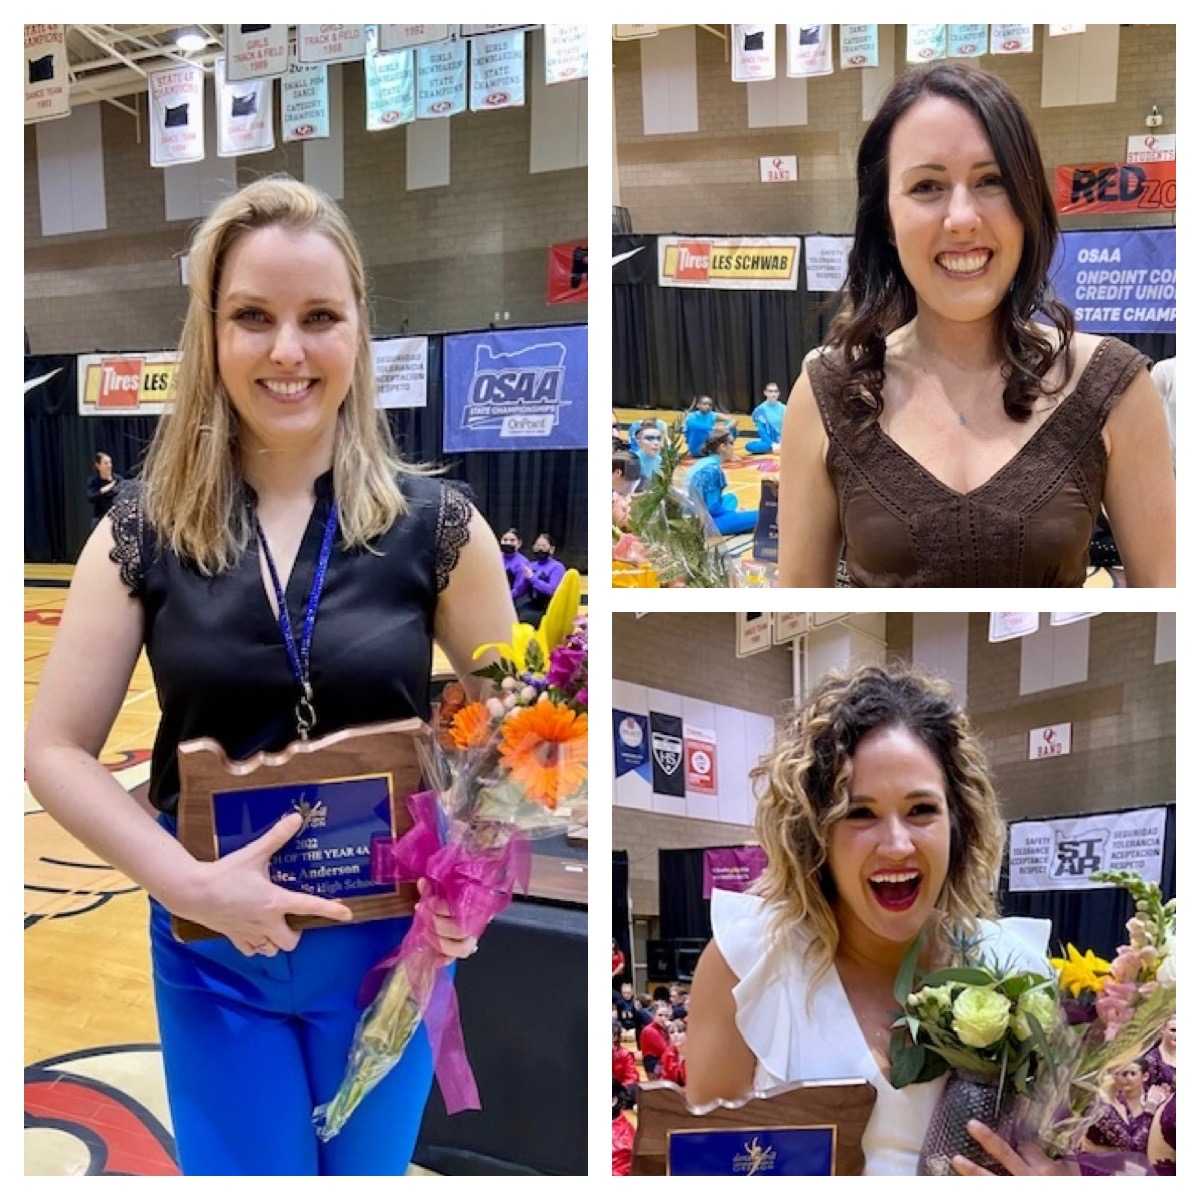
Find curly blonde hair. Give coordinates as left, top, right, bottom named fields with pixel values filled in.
left=751, top=664, right=1006, bottom=993
left=141, top=175, right=421, bottom=574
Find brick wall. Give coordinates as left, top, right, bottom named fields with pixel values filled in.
left=26, top=67, right=586, bottom=353
left=615, top=24, right=1175, bottom=234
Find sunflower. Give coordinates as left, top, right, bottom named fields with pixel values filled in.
left=449, top=701, right=493, bottom=750
left=499, top=701, right=588, bottom=810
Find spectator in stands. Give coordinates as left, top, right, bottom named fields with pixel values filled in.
left=639, top=1002, right=672, bottom=1078
left=515, top=532, right=566, bottom=625
left=614, top=982, right=639, bottom=1032
left=746, top=382, right=786, bottom=454
left=659, top=1021, right=688, bottom=1086
left=669, top=985, right=688, bottom=1021
left=612, top=1082, right=636, bottom=1176
left=688, top=429, right=758, bottom=535
left=499, top=528, right=531, bottom=604
left=86, top=452, right=122, bottom=527
left=612, top=411, right=626, bottom=451
left=613, top=1020, right=639, bottom=1090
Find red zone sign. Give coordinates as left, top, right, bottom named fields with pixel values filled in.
left=1056, top=161, right=1176, bottom=215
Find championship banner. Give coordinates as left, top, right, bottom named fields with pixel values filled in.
left=442, top=325, right=587, bottom=452
left=990, top=24, right=1035, bottom=55
left=544, top=24, right=588, bottom=84
left=649, top=713, right=685, bottom=799
left=380, top=25, right=452, bottom=52
left=907, top=24, right=946, bottom=63
left=732, top=25, right=775, bottom=83
left=25, top=24, right=70, bottom=123
left=839, top=25, right=878, bottom=70
left=365, top=26, right=415, bottom=131
left=148, top=64, right=206, bottom=168
left=947, top=25, right=987, bottom=58
left=417, top=39, right=467, bottom=119
left=805, top=235, right=852, bottom=292
left=547, top=240, right=588, bottom=304
left=225, top=25, right=288, bottom=81
left=469, top=29, right=525, bottom=111
left=281, top=46, right=329, bottom=142
left=1056, top=162, right=1175, bottom=216
left=702, top=847, right=767, bottom=898
left=77, top=352, right=179, bottom=416
left=786, top=25, right=833, bottom=78
left=613, top=710, right=651, bottom=781
left=1048, top=229, right=1175, bottom=334
left=216, top=57, right=274, bottom=158
left=298, top=25, right=366, bottom=65
left=1008, top=807, right=1167, bottom=892
left=988, top=612, right=1039, bottom=642
left=658, top=236, right=801, bottom=291
left=461, top=25, right=530, bottom=37
left=372, top=336, right=428, bottom=409
left=683, top=725, right=717, bottom=795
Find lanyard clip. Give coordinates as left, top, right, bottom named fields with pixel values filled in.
left=296, top=680, right=316, bottom=741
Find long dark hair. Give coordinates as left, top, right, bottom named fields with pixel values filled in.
left=827, top=63, right=1074, bottom=422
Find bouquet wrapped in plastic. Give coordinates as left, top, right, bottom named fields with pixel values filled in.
left=313, top=571, right=588, bottom=1140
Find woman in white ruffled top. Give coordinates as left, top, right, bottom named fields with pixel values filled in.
left=688, top=664, right=1066, bottom=1176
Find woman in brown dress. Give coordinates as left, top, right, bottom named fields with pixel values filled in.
left=778, top=64, right=1174, bottom=587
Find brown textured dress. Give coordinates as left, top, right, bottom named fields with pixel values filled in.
left=807, top=336, right=1151, bottom=587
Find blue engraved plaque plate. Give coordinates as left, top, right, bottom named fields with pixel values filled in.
left=667, top=1126, right=836, bottom=1176
left=211, top=775, right=394, bottom=900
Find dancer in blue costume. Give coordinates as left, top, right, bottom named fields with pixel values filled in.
left=633, top=424, right=665, bottom=487
left=688, top=429, right=758, bottom=535
left=745, top=382, right=786, bottom=454
left=684, top=395, right=720, bottom=458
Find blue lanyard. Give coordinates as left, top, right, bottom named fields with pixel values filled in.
left=253, top=499, right=339, bottom=740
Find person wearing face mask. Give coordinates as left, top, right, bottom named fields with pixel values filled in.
left=499, top=527, right=532, bottom=605
left=686, top=665, right=1065, bottom=1176
left=688, top=430, right=758, bottom=535
left=778, top=63, right=1174, bottom=587
left=515, top=532, right=565, bottom=625
left=745, top=383, right=786, bottom=454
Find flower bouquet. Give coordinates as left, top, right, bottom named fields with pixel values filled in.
left=1029, top=869, right=1176, bottom=1175
left=888, top=933, right=1059, bottom=1175
left=312, top=571, right=588, bottom=1140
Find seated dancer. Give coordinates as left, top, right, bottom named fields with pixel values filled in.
left=500, top=528, right=532, bottom=606
left=745, top=381, right=786, bottom=453
left=684, top=395, right=721, bottom=458
left=688, top=429, right=758, bottom=535
left=633, top=424, right=664, bottom=487
left=515, top=532, right=566, bottom=626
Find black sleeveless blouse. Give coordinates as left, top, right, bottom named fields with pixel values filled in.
left=108, top=472, right=472, bottom=813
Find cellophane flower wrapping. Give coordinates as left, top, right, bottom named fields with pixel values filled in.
left=1025, top=870, right=1176, bottom=1174
left=312, top=574, right=587, bottom=1141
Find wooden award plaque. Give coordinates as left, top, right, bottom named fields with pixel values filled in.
left=632, top=1079, right=877, bottom=1176
left=171, top=718, right=430, bottom=942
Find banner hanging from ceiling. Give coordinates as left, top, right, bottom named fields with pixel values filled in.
left=298, top=25, right=366, bottom=65
left=544, top=25, right=588, bottom=84
left=416, top=39, right=467, bottom=118
left=364, top=25, right=415, bottom=130
left=281, top=45, right=329, bottom=142
left=380, top=25, right=453, bottom=52
left=469, top=29, right=525, bottom=111
left=148, top=63, right=206, bottom=167
left=25, top=24, right=70, bottom=123
left=216, top=57, right=274, bottom=158
left=225, top=24, right=288, bottom=81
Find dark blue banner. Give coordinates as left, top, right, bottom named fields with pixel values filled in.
left=1048, top=228, right=1175, bottom=333
left=613, top=709, right=650, bottom=781
left=442, top=324, right=587, bottom=452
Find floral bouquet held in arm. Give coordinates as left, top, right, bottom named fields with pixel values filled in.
left=888, top=932, right=1059, bottom=1175
left=312, top=571, right=588, bottom=1141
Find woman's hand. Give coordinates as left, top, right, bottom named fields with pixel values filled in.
left=174, top=811, right=353, bottom=957
left=952, top=1119, right=1078, bottom=1176
left=417, top=877, right=480, bottom=966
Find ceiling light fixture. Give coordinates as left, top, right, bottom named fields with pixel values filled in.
left=175, top=29, right=206, bottom=53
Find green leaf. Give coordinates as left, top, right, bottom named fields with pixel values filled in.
left=893, top=934, right=922, bottom=1007
left=525, top=641, right=545, bottom=673
left=927, top=1042, right=1001, bottom=1075
left=890, top=1042, right=925, bottom=1089
left=472, top=662, right=509, bottom=686
left=1025, top=1012, right=1055, bottom=1067
left=919, top=966, right=994, bottom=987
left=914, top=1053, right=950, bottom=1085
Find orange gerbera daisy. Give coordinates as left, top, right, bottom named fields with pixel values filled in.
left=449, top=701, right=492, bottom=750
left=499, top=702, right=588, bottom=810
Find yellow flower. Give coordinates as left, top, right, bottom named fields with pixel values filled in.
left=474, top=621, right=545, bottom=673
left=473, top=570, right=582, bottom=673
left=499, top=701, right=588, bottom=810
left=1049, top=944, right=1112, bottom=998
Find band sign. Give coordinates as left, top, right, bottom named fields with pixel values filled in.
left=658, top=236, right=801, bottom=290
left=1028, top=722, right=1071, bottom=761
left=1056, top=161, right=1176, bottom=215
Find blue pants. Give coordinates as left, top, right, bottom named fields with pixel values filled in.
left=713, top=508, right=758, bottom=535
left=149, top=896, right=438, bottom=1175
left=744, top=438, right=774, bottom=454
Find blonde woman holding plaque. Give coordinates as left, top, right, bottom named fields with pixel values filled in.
left=26, top=177, right=515, bottom=1174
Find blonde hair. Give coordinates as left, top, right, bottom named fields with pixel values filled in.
left=751, top=664, right=1006, bottom=994
left=142, top=175, right=418, bottom=574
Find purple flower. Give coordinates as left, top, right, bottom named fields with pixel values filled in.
left=547, top=645, right=585, bottom=690
left=576, top=687, right=587, bottom=707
